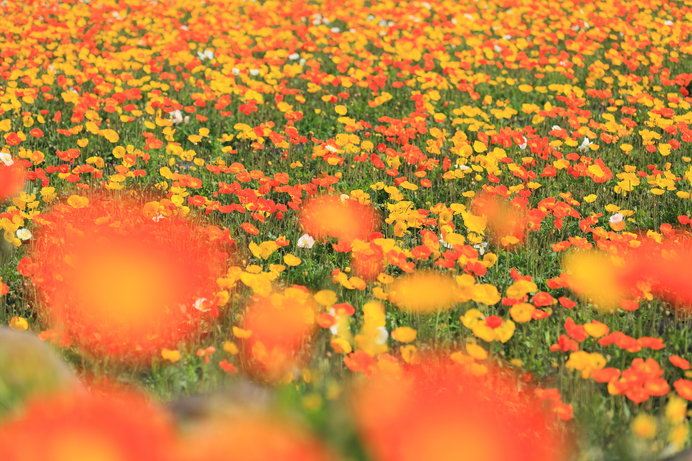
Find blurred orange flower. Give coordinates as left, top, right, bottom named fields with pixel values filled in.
left=239, top=286, right=317, bottom=382
left=0, top=389, right=175, bottom=461
left=178, top=413, right=337, bottom=461
left=24, top=195, right=230, bottom=361
left=0, top=159, right=26, bottom=202
left=299, top=195, right=379, bottom=243
left=352, top=354, right=570, bottom=461
left=388, top=271, right=469, bottom=313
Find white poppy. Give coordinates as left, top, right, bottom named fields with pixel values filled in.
left=375, top=326, right=389, bottom=345
left=328, top=308, right=339, bottom=335
left=16, top=228, right=32, bottom=241
left=297, top=234, right=315, bottom=249
left=169, top=110, right=189, bottom=125
left=170, top=110, right=183, bottom=124
left=193, top=298, right=209, bottom=312
left=439, top=234, right=452, bottom=249
left=0, top=152, right=14, bottom=166
left=473, top=242, right=488, bottom=256
left=197, top=49, right=214, bottom=61
left=609, top=213, right=624, bottom=224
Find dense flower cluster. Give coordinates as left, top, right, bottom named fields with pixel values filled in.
left=0, top=0, right=689, bottom=458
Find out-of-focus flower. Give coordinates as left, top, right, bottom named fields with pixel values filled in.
left=0, top=157, right=26, bottom=202
left=350, top=240, right=384, bottom=282
left=9, top=317, right=28, bottom=331
left=623, top=233, right=692, bottom=311
left=388, top=271, right=470, bottom=313
left=239, top=286, right=317, bottom=382
left=352, top=354, right=570, bottom=461
left=299, top=195, right=379, bottom=243
left=470, top=193, right=528, bottom=249
left=197, top=49, right=214, bottom=61
left=23, top=195, right=230, bottom=362
left=391, top=327, right=417, bottom=343
left=631, top=414, right=657, bottom=440
left=178, top=412, right=336, bottom=461
left=0, top=389, right=176, bottom=461
left=562, top=250, right=627, bottom=313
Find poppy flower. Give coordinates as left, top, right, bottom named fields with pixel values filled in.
left=0, top=157, right=26, bottom=202
left=239, top=286, right=317, bottom=382
left=352, top=354, right=570, bottom=461
left=0, top=389, right=175, bottom=461
left=24, top=195, right=230, bottom=362
left=299, top=195, right=379, bottom=243
left=470, top=192, right=528, bottom=248
left=388, top=271, right=469, bottom=313
left=177, top=413, right=336, bottom=461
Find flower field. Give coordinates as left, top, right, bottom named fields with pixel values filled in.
left=0, top=0, right=690, bottom=459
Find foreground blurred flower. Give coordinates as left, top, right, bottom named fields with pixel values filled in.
left=623, top=233, right=692, bottom=311
left=350, top=240, right=384, bottom=282
left=470, top=193, right=528, bottom=249
left=388, top=271, right=471, bottom=313
left=0, top=389, right=175, bottom=461
left=562, top=250, right=627, bottom=313
left=299, top=195, right=379, bottom=243
left=239, top=286, right=317, bottom=382
left=0, top=156, right=26, bottom=202
left=177, top=412, right=336, bottom=461
left=565, top=232, right=692, bottom=313
left=631, top=413, right=657, bottom=440
left=21, top=195, right=231, bottom=361
left=352, top=355, right=570, bottom=461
